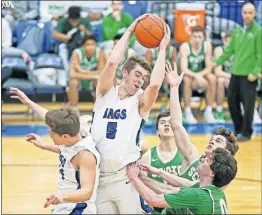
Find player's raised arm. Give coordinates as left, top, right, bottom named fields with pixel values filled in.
left=165, top=63, right=201, bottom=164
left=96, top=14, right=150, bottom=100
left=9, top=87, right=48, bottom=120
left=139, top=22, right=170, bottom=118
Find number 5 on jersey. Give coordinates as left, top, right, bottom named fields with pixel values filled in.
left=106, top=122, right=117, bottom=139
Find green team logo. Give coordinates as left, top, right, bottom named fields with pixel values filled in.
left=188, top=166, right=200, bottom=181
left=151, top=165, right=182, bottom=183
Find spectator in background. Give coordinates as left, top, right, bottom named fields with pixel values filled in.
left=104, top=34, right=136, bottom=83
left=101, top=0, right=135, bottom=50
left=2, top=1, right=38, bottom=30
left=53, top=6, right=93, bottom=72
left=68, top=35, right=106, bottom=106
left=2, top=17, right=12, bottom=48
left=180, top=26, right=217, bottom=124
left=213, top=3, right=261, bottom=141
left=214, top=32, right=233, bottom=123
left=2, top=47, right=31, bottom=85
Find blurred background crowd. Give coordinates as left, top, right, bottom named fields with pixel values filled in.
left=1, top=0, right=262, bottom=125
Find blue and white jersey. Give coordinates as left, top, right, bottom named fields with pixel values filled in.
left=53, top=136, right=100, bottom=214
left=91, top=86, right=145, bottom=173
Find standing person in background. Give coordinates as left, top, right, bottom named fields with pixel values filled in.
left=213, top=3, right=261, bottom=141
left=214, top=32, right=233, bottom=123
left=101, top=0, right=135, bottom=50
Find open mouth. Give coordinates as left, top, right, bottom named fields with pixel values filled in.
left=164, top=128, right=170, bottom=132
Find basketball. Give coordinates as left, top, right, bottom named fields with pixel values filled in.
left=134, top=15, right=165, bottom=48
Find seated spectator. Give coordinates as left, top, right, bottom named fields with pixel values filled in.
left=53, top=6, right=93, bottom=72
left=214, top=32, right=233, bottom=122
left=101, top=0, right=135, bottom=50
left=68, top=35, right=105, bottom=106
left=180, top=26, right=217, bottom=124
left=2, top=17, right=12, bottom=48
left=2, top=47, right=31, bottom=85
left=105, top=34, right=136, bottom=83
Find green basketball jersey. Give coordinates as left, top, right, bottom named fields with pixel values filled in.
left=188, top=42, right=205, bottom=73
left=149, top=146, right=184, bottom=184
left=74, top=47, right=99, bottom=91
left=164, top=185, right=228, bottom=214
left=179, top=155, right=205, bottom=181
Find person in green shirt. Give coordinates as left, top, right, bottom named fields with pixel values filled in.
left=214, top=32, right=233, bottom=122
left=127, top=147, right=237, bottom=214
left=140, top=112, right=184, bottom=214
left=101, top=1, right=135, bottom=49
left=213, top=3, right=262, bottom=142
left=53, top=6, right=93, bottom=72
left=180, top=26, right=217, bottom=124
left=68, top=35, right=105, bottom=106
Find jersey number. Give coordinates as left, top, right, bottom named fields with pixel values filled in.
left=106, top=122, right=117, bottom=139
left=220, top=199, right=228, bottom=214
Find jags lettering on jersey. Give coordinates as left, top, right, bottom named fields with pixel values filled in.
left=103, top=108, right=127, bottom=120
left=59, top=151, right=66, bottom=180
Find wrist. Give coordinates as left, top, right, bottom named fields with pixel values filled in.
left=130, top=176, right=139, bottom=182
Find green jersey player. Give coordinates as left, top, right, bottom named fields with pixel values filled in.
left=127, top=147, right=237, bottom=214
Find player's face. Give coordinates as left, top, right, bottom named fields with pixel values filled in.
left=157, top=116, right=174, bottom=138
left=48, top=129, right=65, bottom=145
left=205, top=135, right=227, bottom=156
left=197, top=155, right=213, bottom=178
left=242, top=5, right=255, bottom=25
left=123, top=64, right=148, bottom=95
left=69, top=18, right=80, bottom=27
left=112, top=1, right=123, bottom=12
left=191, top=32, right=205, bottom=47
left=83, top=40, right=96, bottom=56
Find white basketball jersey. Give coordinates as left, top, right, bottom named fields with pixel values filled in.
left=53, top=136, right=100, bottom=214
left=91, top=86, right=145, bottom=173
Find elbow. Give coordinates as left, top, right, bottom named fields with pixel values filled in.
left=170, top=120, right=183, bottom=130
left=148, top=196, right=160, bottom=208
left=148, top=83, right=161, bottom=92
left=80, top=189, right=93, bottom=202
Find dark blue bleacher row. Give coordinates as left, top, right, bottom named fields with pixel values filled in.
left=2, top=0, right=259, bottom=101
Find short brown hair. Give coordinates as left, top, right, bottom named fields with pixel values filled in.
left=191, top=25, right=205, bottom=36
left=45, top=106, right=80, bottom=136
left=122, top=56, right=152, bottom=75
left=210, top=148, right=238, bottom=188
left=213, top=127, right=239, bottom=156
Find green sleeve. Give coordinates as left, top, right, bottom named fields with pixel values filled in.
left=55, top=18, right=66, bottom=33
left=215, top=29, right=236, bottom=65
left=164, top=187, right=200, bottom=209
left=190, top=181, right=200, bottom=188
left=250, top=28, right=262, bottom=78
left=102, top=15, right=115, bottom=41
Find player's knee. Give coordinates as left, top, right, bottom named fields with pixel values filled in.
left=183, top=76, right=192, bottom=88
left=207, top=74, right=216, bottom=85
left=217, top=77, right=225, bottom=87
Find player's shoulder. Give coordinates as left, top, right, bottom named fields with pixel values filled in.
left=180, top=43, right=190, bottom=55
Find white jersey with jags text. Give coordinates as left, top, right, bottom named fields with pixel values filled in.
left=91, top=86, right=145, bottom=173
left=52, top=136, right=100, bottom=214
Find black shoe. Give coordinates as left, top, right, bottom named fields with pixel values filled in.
left=236, top=134, right=251, bottom=142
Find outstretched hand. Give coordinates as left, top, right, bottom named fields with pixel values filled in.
left=159, top=21, right=171, bottom=50
left=164, top=62, right=184, bottom=88
left=9, top=87, right=31, bottom=105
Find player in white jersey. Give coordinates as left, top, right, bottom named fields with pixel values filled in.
left=91, top=13, right=171, bottom=214
left=9, top=88, right=100, bottom=214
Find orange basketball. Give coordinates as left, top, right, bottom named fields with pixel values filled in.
left=134, top=15, right=165, bottom=48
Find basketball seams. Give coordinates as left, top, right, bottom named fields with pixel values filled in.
left=149, top=16, right=164, bottom=34
left=138, top=22, right=161, bottom=42
left=135, top=33, right=156, bottom=48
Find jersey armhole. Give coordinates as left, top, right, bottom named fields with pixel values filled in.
left=94, top=86, right=116, bottom=110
